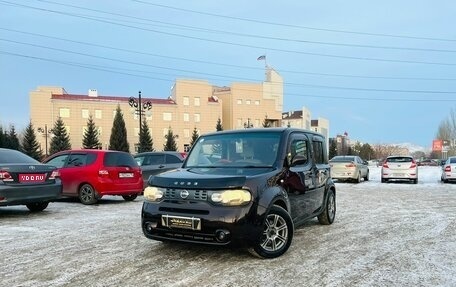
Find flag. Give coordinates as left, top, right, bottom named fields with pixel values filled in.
left=257, top=55, right=266, bottom=61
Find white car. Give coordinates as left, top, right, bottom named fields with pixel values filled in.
left=329, top=155, right=369, bottom=183
left=381, top=156, right=418, bottom=184
left=441, top=156, right=456, bottom=183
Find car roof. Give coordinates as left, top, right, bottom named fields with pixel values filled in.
left=134, top=151, right=182, bottom=156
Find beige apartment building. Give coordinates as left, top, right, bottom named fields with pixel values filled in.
left=29, top=67, right=286, bottom=154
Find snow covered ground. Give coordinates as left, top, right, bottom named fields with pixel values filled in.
left=1, top=166, right=455, bottom=287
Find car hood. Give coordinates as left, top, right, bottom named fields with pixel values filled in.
left=148, top=168, right=248, bottom=189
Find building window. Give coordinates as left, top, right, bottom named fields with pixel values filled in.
left=194, top=97, right=200, bottom=106
left=65, top=126, right=71, bottom=134
left=59, top=108, right=70, bottom=118
left=183, top=113, right=189, bottom=122
left=237, top=99, right=242, bottom=105
left=183, top=97, right=189, bottom=106
left=112, top=110, right=117, bottom=118
left=163, top=112, right=172, bottom=121
left=134, top=127, right=140, bottom=137
left=237, top=118, right=242, bottom=127
left=82, top=109, right=89, bottom=119
left=194, top=113, right=201, bottom=122
left=95, top=110, right=102, bottom=119
left=255, top=100, right=260, bottom=105
left=255, top=119, right=260, bottom=127
left=184, top=129, right=190, bottom=138
left=246, top=100, right=251, bottom=105
left=163, top=128, right=169, bottom=136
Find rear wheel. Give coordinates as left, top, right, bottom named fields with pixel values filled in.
left=381, top=177, right=387, bottom=183
left=249, top=205, right=293, bottom=259
left=26, top=202, right=49, bottom=212
left=364, top=170, right=369, bottom=181
left=413, top=179, right=418, bottom=184
left=79, top=183, right=98, bottom=205
left=318, top=189, right=336, bottom=225
left=122, top=194, right=138, bottom=201
left=355, top=172, right=361, bottom=183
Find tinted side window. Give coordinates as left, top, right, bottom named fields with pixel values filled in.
left=313, top=141, right=325, bottom=164
left=104, top=152, right=138, bottom=167
left=289, top=138, right=309, bottom=166
left=67, top=154, right=87, bottom=167
left=166, top=154, right=183, bottom=164
left=147, top=155, right=165, bottom=165
left=45, top=154, right=69, bottom=168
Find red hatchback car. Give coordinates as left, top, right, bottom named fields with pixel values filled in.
left=44, top=150, right=143, bottom=205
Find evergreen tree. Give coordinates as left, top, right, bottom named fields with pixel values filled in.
left=329, top=139, right=337, bottom=159
left=163, top=127, right=178, bottom=151
left=262, top=116, right=271, bottom=128
left=82, top=115, right=101, bottom=149
left=0, top=126, right=4, bottom=147
left=109, top=105, right=130, bottom=152
left=7, top=125, right=20, bottom=150
left=190, top=127, right=199, bottom=147
left=216, top=118, right=223, bottom=131
left=138, top=118, right=153, bottom=153
left=21, top=121, right=43, bottom=160
left=49, top=117, right=71, bottom=155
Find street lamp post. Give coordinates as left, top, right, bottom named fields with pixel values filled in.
left=37, top=124, right=51, bottom=156
left=244, top=118, right=253, bottom=129
left=129, top=91, right=152, bottom=148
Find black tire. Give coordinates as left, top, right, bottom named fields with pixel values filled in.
left=364, top=170, right=369, bottom=181
left=249, top=205, right=294, bottom=259
left=79, top=183, right=98, bottom=205
left=318, top=189, right=336, bottom=225
left=355, top=172, right=361, bottom=183
left=26, top=202, right=49, bottom=212
left=381, top=177, right=387, bottom=183
left=122, top=194, right=138, bottom=201
left=413, top=179, right=418, bottom=184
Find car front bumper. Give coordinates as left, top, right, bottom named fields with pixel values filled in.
left=141, top=200, right=262, bottom=246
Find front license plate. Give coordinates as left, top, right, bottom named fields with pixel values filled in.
left=19, top=174, right=46, bottom=183
left=161, top=215, right=201, bottom=230
left=119, top=172, right=134, bottom=178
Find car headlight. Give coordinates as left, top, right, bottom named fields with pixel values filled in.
left=211, top=189, right=251, bottom=206
left=144, top=186, right=165, bottom=202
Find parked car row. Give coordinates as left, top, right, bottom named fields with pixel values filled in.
left=1, top=148, right=187, bottom=211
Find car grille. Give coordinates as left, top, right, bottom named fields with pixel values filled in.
left=164, top=189, right=208, bottom=201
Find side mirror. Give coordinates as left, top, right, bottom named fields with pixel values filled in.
left=291, top=155, right=307, bottom=166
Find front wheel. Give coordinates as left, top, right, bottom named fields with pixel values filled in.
left=79, top=183, right=98, bottom=205
left=26, top=202, right=49, bottom=212
left=249, top=205, right=294, bottom=259
left=122, top=194, right=138, bottom=201
left=364, top=170, right=369, bottom=181
left=318, top=189, right=336, bottom=225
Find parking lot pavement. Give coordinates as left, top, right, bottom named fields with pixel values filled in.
left=1, top=167, right=456, bottom=287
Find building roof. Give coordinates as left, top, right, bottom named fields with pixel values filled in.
left=51, top=94, right=177, bottom=105
left=282, top=110, right=303, bottom=120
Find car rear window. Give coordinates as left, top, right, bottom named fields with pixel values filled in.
left=104, top=152, right=138, bottom=167
left=0, top=149, right=39, bottom=164
left=387, top=157, right=413, bottom=163
left=330, top=156, right=355, bottom=162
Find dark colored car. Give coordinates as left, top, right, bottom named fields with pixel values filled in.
left=43, top=150, right=143, bottom=205
left=0, top=148, right=62, bottom=212
left=134, top=151, right=185, bottom=187
left=142, top=128, right=336, bottom=258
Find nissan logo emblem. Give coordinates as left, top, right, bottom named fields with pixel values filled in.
left=180, top=190, right=189, bottom=199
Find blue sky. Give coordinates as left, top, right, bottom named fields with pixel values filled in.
left=1, top=0, right=455, bottom=149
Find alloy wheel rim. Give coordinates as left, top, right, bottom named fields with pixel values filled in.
left=328, top=194, right=335, bottom=220
left=81, top=186, right=93, bottom=201
left=260, top=214, right=288, bottom=252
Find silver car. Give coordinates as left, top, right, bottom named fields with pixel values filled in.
left=381, top=156, right=418, bottom=184
left=329, top=155, right=369, bottom=183
left=441, top=156, right=456, bottom=183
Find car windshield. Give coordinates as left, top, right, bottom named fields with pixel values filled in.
left=387, top=157, right=413, bottom=163
left=184, top=131, right=281, bottom=168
